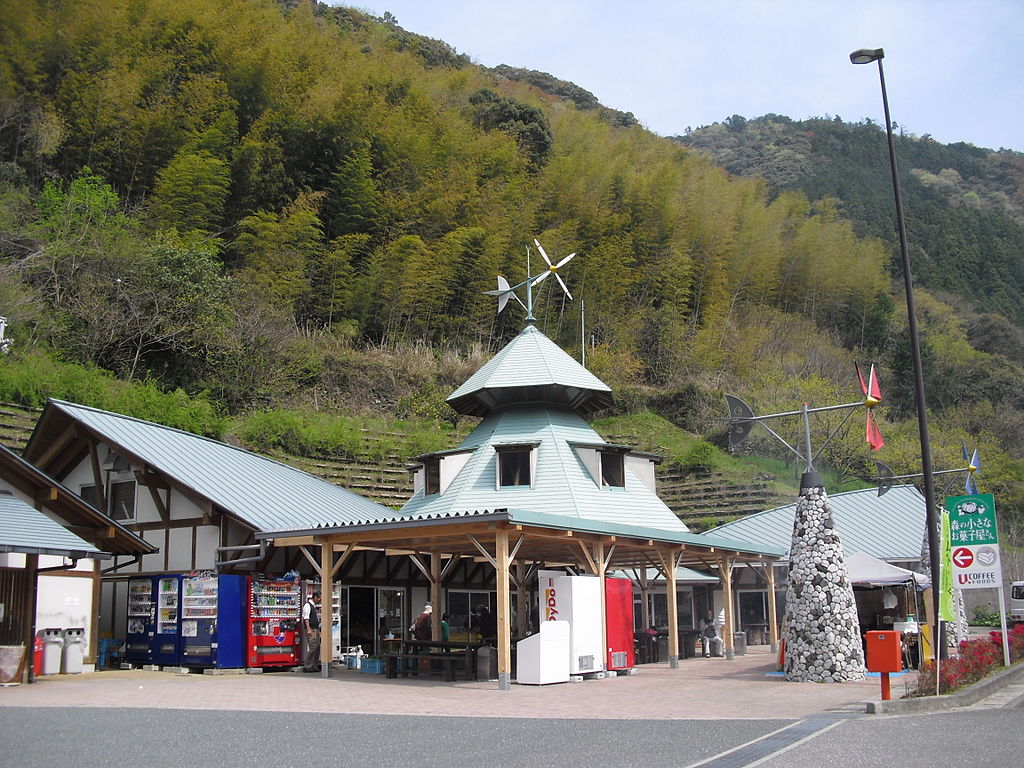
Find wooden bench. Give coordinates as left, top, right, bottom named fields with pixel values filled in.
left=383, top=653, right=460, bottom=682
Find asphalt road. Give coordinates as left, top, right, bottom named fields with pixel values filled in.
left=2, top=704, right=1020, bottom=768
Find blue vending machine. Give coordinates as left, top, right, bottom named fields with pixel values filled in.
left=180, top=574, right=245, bottom=668
left=152, top=574, right=182, bottom=666
left=124, top=576, right=156, bottom=665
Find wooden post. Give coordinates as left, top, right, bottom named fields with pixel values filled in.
left=320, top=541, right=332, bottom=677
left=766, top=561, right=779, bottom=652
left=495, top=528, right=511, bottom=690
left=89, top=560, right=101, bottom=667
left=430, top=551, right=442, bottom=641
left=639, top=568, right=650, bottom=631
left=515, top=563, right=529, bottom=638
left=666, top=551, right=679, bottom=668
left=24, top=555, right=38, bottom=684
left=720, top=554, right=735, bottom=660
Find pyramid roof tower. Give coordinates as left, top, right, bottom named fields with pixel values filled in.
left=446, top=324, right=614, bottom=417
left=402, top=324, right=688, bottom=533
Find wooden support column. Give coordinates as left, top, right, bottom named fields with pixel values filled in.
left=495, top=528, right=511, bottom=690
left=24, top=555, right=39, bottom=683
left=766, top=562, right=779, bottom=652
left=638, top=568, right=650, bottom=630
left=320, top=541, right=332, bottom=678
left=89, top=560, right=101, bottom=666
left=430, top=551, right=442, bottom=641
left=720, top=554, right=735, bottom=660
left=654, top=548, right=680, bottom=668
left=595, top=542, right=608, bottom=673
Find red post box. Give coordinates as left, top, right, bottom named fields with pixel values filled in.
left=865, top=630, right=903, bottom=701
left=865, top=630, right=902, bottom=673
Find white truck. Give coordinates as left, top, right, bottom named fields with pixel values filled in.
left=1010, top=581, right=1024, bottom=627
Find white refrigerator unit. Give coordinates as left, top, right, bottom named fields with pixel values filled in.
left=537, top=571, right=605, bottom=675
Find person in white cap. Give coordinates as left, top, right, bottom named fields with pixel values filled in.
left=411, top=604, right=432, bottom=642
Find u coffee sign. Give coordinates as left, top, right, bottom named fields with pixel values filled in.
left=945, top=493, right=1002, bottom=589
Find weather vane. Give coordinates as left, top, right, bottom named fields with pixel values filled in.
left=483, top=239, right=576, bottom=322
left=723, top=363, right=884, bottom=474
left=873, top=442, right=981, bottom=497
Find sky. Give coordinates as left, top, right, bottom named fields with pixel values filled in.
left=345, top=0, right=1024, bottom=152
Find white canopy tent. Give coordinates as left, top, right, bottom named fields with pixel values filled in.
left=846, top=551, right=930, bottom=588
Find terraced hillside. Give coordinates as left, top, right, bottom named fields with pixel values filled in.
left=0, top=403, right=787, bottom=529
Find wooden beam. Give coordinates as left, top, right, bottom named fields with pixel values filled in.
left=576, top=541, right=598, bottom=575
left=407, top=552, right=433, bottom=582
left=467, top=535, right=497, bottom=570
left=320, top=542, right=332, bottom=673
left=330, top=543, right=358, bottom=579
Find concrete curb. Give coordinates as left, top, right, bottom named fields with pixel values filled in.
left=864, top=660, right=1024, bottom=715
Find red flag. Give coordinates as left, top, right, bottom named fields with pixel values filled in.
left=865, top=412, right=885, bottom=451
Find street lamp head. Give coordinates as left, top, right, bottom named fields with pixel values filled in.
left=850, top=48, right=884, bottom=64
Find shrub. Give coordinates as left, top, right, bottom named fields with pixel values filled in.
left=913, top=626, right=1024, bottom=696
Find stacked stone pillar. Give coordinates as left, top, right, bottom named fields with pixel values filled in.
left=783, top=473, right=865, bottom=682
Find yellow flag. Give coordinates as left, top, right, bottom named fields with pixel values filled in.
left=939, top=509, right=956, bottom=622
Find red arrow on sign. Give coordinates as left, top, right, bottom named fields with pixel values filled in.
left=952, top=547, right=974, bottom=568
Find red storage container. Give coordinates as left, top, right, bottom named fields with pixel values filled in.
left=865, top=630, right=902, bottom=673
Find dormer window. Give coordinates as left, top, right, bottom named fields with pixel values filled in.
left=600, top=452, right=625, bottom=488
left=424, top=459, right=441, bottom=495
left=494, top=443, right=539, bottom=489
left=411, top=448, right=475, bottom=497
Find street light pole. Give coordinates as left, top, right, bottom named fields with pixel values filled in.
left=850, top=47, right=944, bottom=656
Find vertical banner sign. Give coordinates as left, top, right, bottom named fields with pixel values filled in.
left=945, top=493, right=1002, bottom=590
left=939, top=510, right=956, bottom=621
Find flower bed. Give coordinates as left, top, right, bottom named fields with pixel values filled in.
left=913, top=624, right=1024, bottom=695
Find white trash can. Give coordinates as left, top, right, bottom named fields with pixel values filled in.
left=41, top=628, right=63, bottom=675
left=62, top=628, right=86, bottom=674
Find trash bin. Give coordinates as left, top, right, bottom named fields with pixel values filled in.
left=679, top=630, right=697, bottom=659
left=733, top=631, right=747, bottom=656
left=41, top=628, right=63, bottom=675
left=476, top=645, right=497, bottom=681
left=0, top=645, right=26, bottom=683
left=62, top=628, right=86, bottom=674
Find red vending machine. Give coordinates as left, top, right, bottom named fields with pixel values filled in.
left=247, top=578, right=302, bottom=668
left=604, top=577, right=635, bottom=671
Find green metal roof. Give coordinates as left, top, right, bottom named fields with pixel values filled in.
left=257, top=506, right=784, bottom=559
left=706, top=484, right=926, bottom=562
left=400, top=404, right=690, bottom=533
left=447, top=325, right=614, bottom=417
left=0, top=494, right=107, bottom=559
left=26, top=400, right=397, bottom=533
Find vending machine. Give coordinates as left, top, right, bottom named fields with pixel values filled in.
left=538, top=570, right=605, bottom=675
left=180, top=573, right=246, bottom=668
left=152, top=574, right=182, bottom=666
left=246, top=578, right=302, bottom=668
left=604, top=577, right=635, bottom=671
left=124, top=577, right=155, bottom=665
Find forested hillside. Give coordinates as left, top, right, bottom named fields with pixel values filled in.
left=0, top=0, right=1022, bottom=550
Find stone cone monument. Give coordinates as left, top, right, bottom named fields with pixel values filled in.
left=783, top=472, right=865, bottom=682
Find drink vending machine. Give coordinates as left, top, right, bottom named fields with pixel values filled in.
left=125, top=577, right=155, bottom=665
left=247, top=578, right=302, bottom=668
left=180, top=573, right=245, bottom=668
left=604, top=577, right=635, bottom=671
left=152, top=574, right=182, bottom=666
left=538, top=570, right=605, bottom=675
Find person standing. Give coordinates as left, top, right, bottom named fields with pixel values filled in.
left=302, top=589, right=321, bottom=672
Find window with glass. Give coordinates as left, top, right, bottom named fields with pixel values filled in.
left=424, top=459, right=440, bottom=495
left=600, top=452, right=625, bottom=487
left=497, top=449, right=531, bottom=487
left=80, top=484, right=98, bottom=508
left=108, top=480, right=136, bottom=521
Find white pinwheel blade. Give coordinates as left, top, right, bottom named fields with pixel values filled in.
left=555, top=273, right=573, bottom=300
left=555, top=252, right=575, bottom=269
left=532, top=270, right=552, bottom=287
left=533, top=239, right=553, bottom=266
